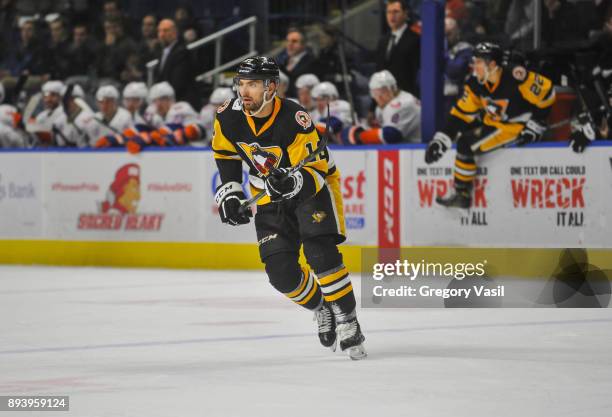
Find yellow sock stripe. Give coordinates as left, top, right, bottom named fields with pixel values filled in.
left=323, top=284, right=353, bottom=302
left=285, top=267, right=310, bottom=299
left=297, top=278, right=320, bottom=305
left=318, top=266, right=349, bottom=285
left=454, top=172, right=475, bottom=182
left=455, top=159, right=476, bottom=170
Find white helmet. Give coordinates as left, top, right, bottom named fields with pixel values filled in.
left=209, top=87, right=234, bottom=105
left=42, top=80, right=65, bottom=96
left=61, top=84, right=85, bottom=99
left=149, top=81, right=175, bottom=102
left=369, top=70, right=397, bottom=91
left=295, top=73, right=320, bottom=90
left=123, top=82, right=148, bottom=100
left=279, top=70, right=289, bottom=87
left=96, top=85, right=120, bottom=101
left=311, top=81, right=339, bottom=99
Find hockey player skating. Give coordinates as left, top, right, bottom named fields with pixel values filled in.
left=425, top=42, right=556, bottom=208
left=212, top=56, right=366, bottom=360
left=341, top=69, right=421, bottom=145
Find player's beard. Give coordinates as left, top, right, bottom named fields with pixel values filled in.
left=242, top=96, right=263, bottom=113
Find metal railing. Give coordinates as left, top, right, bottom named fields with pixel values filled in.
left=146, top=16, right=258, bottom=88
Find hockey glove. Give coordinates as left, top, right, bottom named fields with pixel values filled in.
left=340, top=126, right=364, bottom=145
left=569, top=112, right=597, bottom=153
left=425, top=132, right=452, bottom=164
left=515, top=120, right=546, bottom=147
left=214, top=181, right=252, bottom=226
left=264, top=168, right=304, bottom=202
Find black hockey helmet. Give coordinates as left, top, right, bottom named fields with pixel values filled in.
left=473, top=42, right=504, bottom=65
left=234, top=56, right=280, bottom=83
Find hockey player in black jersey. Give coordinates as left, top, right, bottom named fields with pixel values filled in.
left=212, top=56, right=366, bottom=360
left=425, top=42, right=556, bottom=208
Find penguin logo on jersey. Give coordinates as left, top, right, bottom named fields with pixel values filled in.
left=237, top=142, right=283, bottom=175
left=311, top=211, right=327, bottom=224
left=295, top=111, right=312, bottom=130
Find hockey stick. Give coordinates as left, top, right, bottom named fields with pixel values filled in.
left=238, top=104, right=331, bottom=214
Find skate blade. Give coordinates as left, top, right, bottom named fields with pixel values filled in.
left=330, top=339, right=337, bottom=352
left=348, top=344, right=367, bottom=360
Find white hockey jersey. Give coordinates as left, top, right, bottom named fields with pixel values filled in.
left=310, top=99, right=353, bottom=127
left=54, top=108, right=100, bottom=147
left=146, top=101, right=202, bottom=129
left=92, top=107, right=133, bottom=138
left=199, top=104, right=216, bottom=139
left=0, top=104, right=17, bottom=127
left=374, top=90, right=421, bottom=143
left=0, top=122, right=26, bottom=148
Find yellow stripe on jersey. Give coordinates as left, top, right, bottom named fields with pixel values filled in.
left=450, top=106, right=477, bottom=124
left=456, top=84, right=483, bottom=115
left=518, top=72, right=555, bottom=109
left=455, top=159, right=477, bottom=170
left=212, top=118, right=241, bottom=160
left=287, top=131, right=329, bottom=189
left=245, top=97, right=282, bottom=137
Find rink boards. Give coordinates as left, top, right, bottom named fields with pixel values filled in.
left=0, top=143, right=611, bottom=271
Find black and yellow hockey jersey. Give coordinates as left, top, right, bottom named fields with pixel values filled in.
left=212, top=96, right=336, bottom=205
left=444, top=66, right=556, bottom=139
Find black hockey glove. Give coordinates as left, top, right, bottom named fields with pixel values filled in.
left=214, top=181, right=252, bottom=225
left=425, top=132, right=452, bottom=164
left=515, top=120, right=546, bottom=147
left=569, top=112, right=597, bottom=153
left=264, top=168, right=304, bottom=202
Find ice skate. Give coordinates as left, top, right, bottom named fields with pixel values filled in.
left=336, top=317, right=367, bottom=360
left=436, top=190, right=471, bottom=209
left=314, top=301, right=336, bottom=350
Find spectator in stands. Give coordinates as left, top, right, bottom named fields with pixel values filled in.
left=98, top=17, right=137, bottom=82
left=341, top=70, right=421, bottom=145
left=153, top=19, right=196, bottom=106
left=275, top=27, right=317, bottom=97
left=66, top=23, right=99, bottom=78
left=174, top=5, right=201, bottom=43
left=444, top=17, right=473, bottom=111
left=102, top=0, right=136, bottom=39
left=138, top=14, right=160, bottom=65
left=542, top=0, right=591, bottom=46
left=375, top=0, right=420, bottom=97
left=4, top=18, right=50, bottom=78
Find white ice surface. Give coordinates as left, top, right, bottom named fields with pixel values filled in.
left=1, top=265, right=611, bottom=417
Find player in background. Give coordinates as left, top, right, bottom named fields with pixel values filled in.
left=0, top=82, right=26, bottom=148
left=425, top=42, right=555, bottom=208
left=277, top=70, right=290, bottom=99
left=55, top=84, right=99, bottom=147
left=93, top=85, right=133, bottom=137
left=200, top=87, right=234, bottom=142
left=341, top=70, right=421, bottom=145
left=212, top=56, right=366, bottom=360
left=310, top=81, right=353, bottom=137
left=294, top=73, right=320, bottom=112
left=122, top=82, right=148, bottom=125
left=28, top=80, right=66, bottom=145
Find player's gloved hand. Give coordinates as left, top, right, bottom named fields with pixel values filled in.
left=515, top=120, right=546, bottom=146
left=340, top=126, right=364, bottom=145
left=214, top=181, right=252, bottom=225
left=569, top=112, right=597, bottom=153
left=264, top=168, right=304, bottom=202
left=425, top=131, right=452, bottom=164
